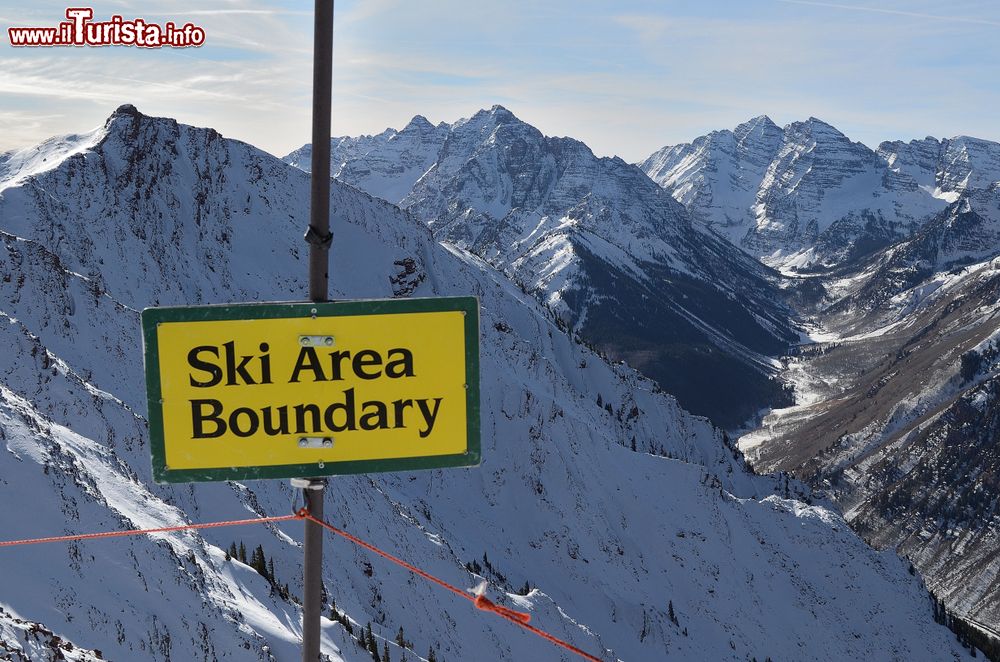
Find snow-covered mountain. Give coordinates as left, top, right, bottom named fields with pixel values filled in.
left=284, top=116, right=448, bottom=206
left=0, top=106, right=969, bottom=661
left=641, top=119, right=1000, bottom=271
left=640, top=115, right=785, bottom=247
left=285, top=106, right=800, bottom=428
left=879, top=135, right=1000, bottom=200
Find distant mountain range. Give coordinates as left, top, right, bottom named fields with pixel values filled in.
left=640, top=116, right=1000, bottom=274
left=285, top=109, right=1000, bottom=643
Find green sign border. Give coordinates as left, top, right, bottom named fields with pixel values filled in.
left=142, top=296, right=481, bottom=484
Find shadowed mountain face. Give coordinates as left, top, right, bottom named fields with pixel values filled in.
left=0, top=105, right=968, bottom=661
left=285, top=107, right=800, bottom=428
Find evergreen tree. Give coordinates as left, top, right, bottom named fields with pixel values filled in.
left=227, top=542, right=238, bottom=560
left=267, top=557, right=275, bottom=583
left=238, top=541, right=247, bottom=564
left=250, top=545, right=267, bottom=576
left=668, top=600, right=677, bottom=625
left=428, top=646, right=437, bottom=662
left=395, top=626, right=407, bottom=649
left=383, top=641, right=390, bottom=662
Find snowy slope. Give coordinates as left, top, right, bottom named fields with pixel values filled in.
left=0, top=127, right=107, bottom=193
left=0, top=106, right=967, bottom=661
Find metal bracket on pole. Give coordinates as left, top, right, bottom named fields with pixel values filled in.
left=304, top=225, right=333, bottom=248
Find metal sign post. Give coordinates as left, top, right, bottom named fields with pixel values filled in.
left=299, top=474, right=325, bottom=662
left=304, top=0, right=334, bottom=658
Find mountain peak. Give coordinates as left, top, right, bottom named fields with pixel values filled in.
left=109, top=103, right=142, bottom=121
left=744, top=114, right=778, bottom=129
left=802, top=116, right=841, bottom=132
left=466, top=104, right=519, bottom=124
left=454, top=105, right=525, bottom=134
left=734, top=115, right=783, bottom=145
left=402, top=114, right=434, bottom=131
left=786, top=116, right=853, bottom=145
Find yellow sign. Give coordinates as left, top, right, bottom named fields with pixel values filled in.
left=142, top=298, right=480, bottom=483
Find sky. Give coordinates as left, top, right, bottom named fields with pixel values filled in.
left=1, top=0, right=999, bottom=161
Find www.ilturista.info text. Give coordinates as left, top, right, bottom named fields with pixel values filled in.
left=7, top=8, right=205, bottom=48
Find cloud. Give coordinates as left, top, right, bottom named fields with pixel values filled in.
left=774, top=0, right=1000, bottom=28
left=612, top=14, right=673, bottom=43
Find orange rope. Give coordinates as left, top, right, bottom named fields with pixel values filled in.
left=0, top=513, right=303, bottom=548
left=0, top=509, right=604, bottom=661
left=299, top=510, right=604, bottom=662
